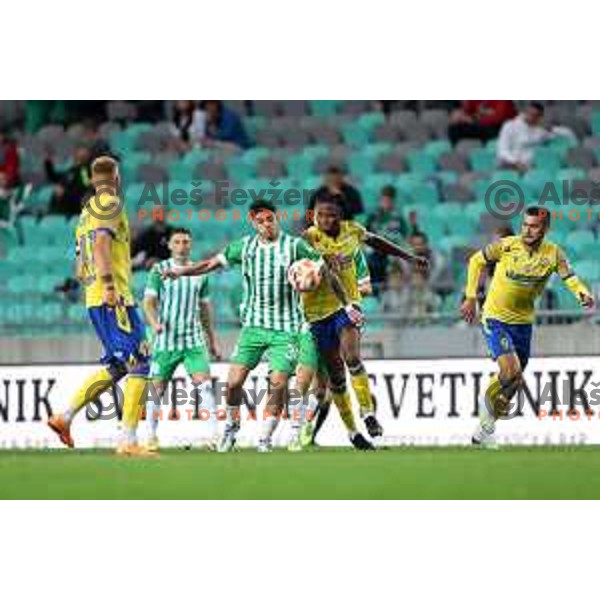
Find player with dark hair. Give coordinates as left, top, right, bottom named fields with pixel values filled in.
left=47, top=155, right=153, bottom=455
left=302, top=192, right=428, bottom=444
left=163, top=199, right=374, bottom=452
left=461, top=206, right=594, bottom=448
left=143, top=227, right=220, bottom=451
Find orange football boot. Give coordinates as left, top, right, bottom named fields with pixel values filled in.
left=47, top=415, right=74, bottom=448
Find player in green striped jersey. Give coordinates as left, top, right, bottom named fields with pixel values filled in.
left=143, top=228, right=220, bottom=451
left=164, top=200, right=374, bottom=452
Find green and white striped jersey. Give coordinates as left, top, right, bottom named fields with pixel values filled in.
left=217, top=232, right=322, bottom=333
left=144, top=258, right=210, bottom=352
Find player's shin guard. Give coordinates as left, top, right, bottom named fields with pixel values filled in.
left=64, top=366, right=117, bottom=423
left=330, top=387, right=357, bottom=435
left=122, top=375, right=149, bottom=445
left=348, top=364, right=374, bottom=417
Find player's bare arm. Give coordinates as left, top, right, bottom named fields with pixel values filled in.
left=92, top=230, right=117, bottom=306
left=461, top=248, right=488, bottom=323
left=143, top=294, right=163, bottom=335
left=162, top=256, right=222, bottom=279
left=556, top=251, right=595, bottom=310
left=321, top=258, right=364, bottom=326
left=364, top=232, right=429, bottom=271
left=200, top=300, right=221, bottom=359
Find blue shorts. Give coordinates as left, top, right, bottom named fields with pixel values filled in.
left=88, top=305, right=149, bottom=375
left=481, top=317, right=532, bottom=370
left=309, top=308, right=354, bottom=352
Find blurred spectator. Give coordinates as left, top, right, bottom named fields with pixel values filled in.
left=448, top=101, right=516, bottom=146
left=203, top=100, right=251, bottom=151
left=45, top=146, right=92, bottom=217
left=365, top=185, right=411, bottom=295
left=132, top=222, right=172, bottom=271
left=382, top=268, right=440, bottom=318
left=381, top=268, right=407, bottom=312
left=407, top=231, right=444, bottom=281
left=0, top=130, right=20, bottom=188
left=308, top=166, right=364, bottom=219
left=497, top=102, right=576, bottom=172
left=79, top=120, right=111, bottom=158
left=171, top=101, right=206, bottom=150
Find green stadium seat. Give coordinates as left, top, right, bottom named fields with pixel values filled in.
left=406, top=151, right=437, bottom=175
left=532, top=147, right=563, bottom=172
left=226, top=159, right=256, bottom=183
left=522, top=170, right=555, bottom=201
left=362, top=143, right=393, bottom=158
left=565, top=230, right=595, bottom=258
left=557, top=168, right=586, bottom=182
left=357, top=112, right=385, bottom=132
left=286, top=154, right=315, bottom=180
left=574, top=260, right=600, bottom=283
left=309, top=100, right=342, bottom=117
left=422, top=140, right=452, bottom=158
left=469, top=148, right=496, bottom=172
left=27, top=185, right=54, bottom=210
left=348, top=153, right=375, bottom=179
left=490, top=169, right=521, bottom=183
left=589, top=111, right=600, bottom=136
left=436, top=171, right=459, bottom=186
left=341, top=123, right=370, bottom=148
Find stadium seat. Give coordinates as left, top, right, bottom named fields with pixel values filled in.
left=309, top=100, right=342, bottom=117
left=469, top=148, right=496, bottom=173
left=406, top=150, right=437, bottom=175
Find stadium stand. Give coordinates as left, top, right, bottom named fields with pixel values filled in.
left=0, top=100, right=598, bottom=338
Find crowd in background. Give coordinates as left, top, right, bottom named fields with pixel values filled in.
left=0, top=100, right=579, bottom=321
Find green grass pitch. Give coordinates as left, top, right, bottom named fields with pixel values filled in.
left=1, top=446, right=600, bottom=499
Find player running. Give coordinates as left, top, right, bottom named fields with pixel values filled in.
left=143, top=227, right=220, bottom=452
left=461, top=206, right=594, bottom=448
left=164, top=199, right=374, bottom=452
left=297, top=250, right=372, bottom=448
left=302, top=192, right=428, bottom=444
left=47, top=156, right=152, bottom=455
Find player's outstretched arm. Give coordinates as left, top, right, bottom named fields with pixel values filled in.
left=92, top=230, right=117, bottom=306
left=162, top=256, right=223, bottom=279
left=460, top=250, right=487, bottom=323
left=364, top=232, right=429, bottom=271
left=556, top=250, right=595, bottom=310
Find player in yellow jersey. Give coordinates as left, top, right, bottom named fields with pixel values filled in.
left=302, top=192, right=427, bottom=443
left=461, top=206, right=594, bottom=448
left=47, top=156, right=153, bottom=456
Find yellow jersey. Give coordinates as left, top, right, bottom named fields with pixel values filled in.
left=466, top=235, right=589, bottom=324
left=75, top=192, right=134, bottom=308
left=302, top=220, right=367, bottom=322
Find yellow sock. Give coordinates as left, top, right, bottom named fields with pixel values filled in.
left=122, top=376, right=148, bottom=438
left=350, top=370, right=374, bottom=416
left=482, top=375, right=506, bottom=423
left=330, top=389, right=357, bottom=434
left=65, top=367, right=114, bottom=422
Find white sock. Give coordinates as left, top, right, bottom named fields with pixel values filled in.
left=289, top=401, right=304, bottom=434
left=260, top=413, right=279, bottom=443
left=226, top=405, right=241, bottom=430
left=197, top=381, right=217, bottom=439
left=146, top=400, right=162, bottom=439
left=479, top=397, right=497, bottom=435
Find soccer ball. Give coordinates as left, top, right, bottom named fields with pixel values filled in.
left=288, top=259, right=322, bottom=292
